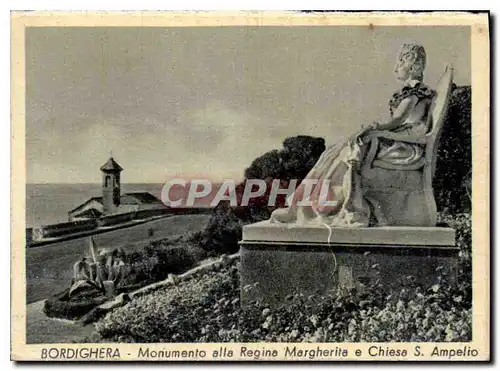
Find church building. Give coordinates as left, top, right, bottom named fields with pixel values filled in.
left=68, top=157, right=167, bottom=221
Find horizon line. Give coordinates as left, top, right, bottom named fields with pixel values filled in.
left=26, top=181, right=236, bottom=185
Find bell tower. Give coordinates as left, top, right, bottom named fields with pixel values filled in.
left=100, top=157, right=123, bottom=214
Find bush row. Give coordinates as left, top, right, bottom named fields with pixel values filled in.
left=123, top=233, right=207, bottom=286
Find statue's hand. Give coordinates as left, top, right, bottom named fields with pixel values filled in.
left=362, top=121, right=378, bottom=129
left=368, top=122, right=381, bottom=131
left=360, top=122, right=379, bottom=136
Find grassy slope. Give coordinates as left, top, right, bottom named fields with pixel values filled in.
left=26, top=214, right=210, bottom=304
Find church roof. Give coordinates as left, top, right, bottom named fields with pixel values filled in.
left=100, top=157, right=123, bottom=172
left=68, top=197, right=103, bottom=213
left=73, top=208, right=103, bottom=219
left=120, top=192, right=162, bottom=205
left=69, top=192, right=163, bottom=214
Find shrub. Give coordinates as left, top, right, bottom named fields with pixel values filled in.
left=89, top=212, right=471, bottom=344
left=434, top=86, right=472, bottom=213
left=44, top=288, right=108, bottom=320
left=127, top=234, right=207, bottom=284
left=202, top=203, right=245, bottom=255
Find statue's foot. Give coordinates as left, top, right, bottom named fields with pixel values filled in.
left=296, top=206, right=319, bottom=225
left=329, top=210, right=370, bottom=228
left=303, top=214, right=330, bottom=227
left=270, top=207, right=297, bottom=223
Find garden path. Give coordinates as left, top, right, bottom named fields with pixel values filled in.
left=26, top=300, right=95, bottom=344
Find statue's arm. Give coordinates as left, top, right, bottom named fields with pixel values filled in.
left=361, top=95, right=426, bottom=144
left=376, top=96, right=419, bottom=131
left=366, top=130, right=427, bottom=145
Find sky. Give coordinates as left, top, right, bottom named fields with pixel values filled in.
left=26, top=26, right=471, bottom=184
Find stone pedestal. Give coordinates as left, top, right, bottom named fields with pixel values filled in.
left=239, top=221, right=458, bottom=307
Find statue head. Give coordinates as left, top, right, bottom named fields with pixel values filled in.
left=394, top=44, right=427, bottom=82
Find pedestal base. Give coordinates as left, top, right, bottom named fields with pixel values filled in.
left=239, top=221, right=458, bottom=307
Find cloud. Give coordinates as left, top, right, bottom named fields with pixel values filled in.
left=26, top=26, right=471, bottom=183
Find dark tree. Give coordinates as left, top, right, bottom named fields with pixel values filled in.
left=434, top=86, right=472, bottom=213
left=204, top=135, right=325, bottom=254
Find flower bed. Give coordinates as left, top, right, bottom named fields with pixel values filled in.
left=44, top=233, right=207, bottom=321
left=86, top=213, right=472, bottom=343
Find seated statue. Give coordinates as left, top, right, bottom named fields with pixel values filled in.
left=271, top=44, right=454, bottom=227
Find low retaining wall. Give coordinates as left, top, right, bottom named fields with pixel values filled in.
left=28, top=208, right=214, bottom=246
left=97, top=212, right=136, bottom=227
left=32, top=219, right=98, bottom=240
left=79, top=253, right=240, bottom=324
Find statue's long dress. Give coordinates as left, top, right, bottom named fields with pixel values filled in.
left=271, top=81, right=435, bottom=227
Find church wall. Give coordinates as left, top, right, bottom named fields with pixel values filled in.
left=97, top=207, right=170, bottom=227
left=97, top=212, right=136, bottom=227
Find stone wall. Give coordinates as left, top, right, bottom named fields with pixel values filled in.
left=32, top=219, right=98, bottom=240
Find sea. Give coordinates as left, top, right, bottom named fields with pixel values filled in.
left=26, top=183, right=165, bottom=228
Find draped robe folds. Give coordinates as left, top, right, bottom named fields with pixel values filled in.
left=271, top=130, right=371, bottom=227
left=270, top=81, right=436, bottom=227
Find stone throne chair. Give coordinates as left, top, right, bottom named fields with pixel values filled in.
left=360, top=64, right=455, bottom=227
left=239, top=65, right=459, bottom=307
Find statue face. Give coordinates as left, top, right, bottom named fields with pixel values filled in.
left=394, top=58, right=411, bottom=82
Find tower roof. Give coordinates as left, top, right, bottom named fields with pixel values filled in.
left=100, top=157, right=123, bottom=172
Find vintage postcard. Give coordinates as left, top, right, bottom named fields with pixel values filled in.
left=11, top=11, right=490, bottom=361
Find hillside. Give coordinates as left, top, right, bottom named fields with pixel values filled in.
left=89, top=213, right=472, bottom=343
